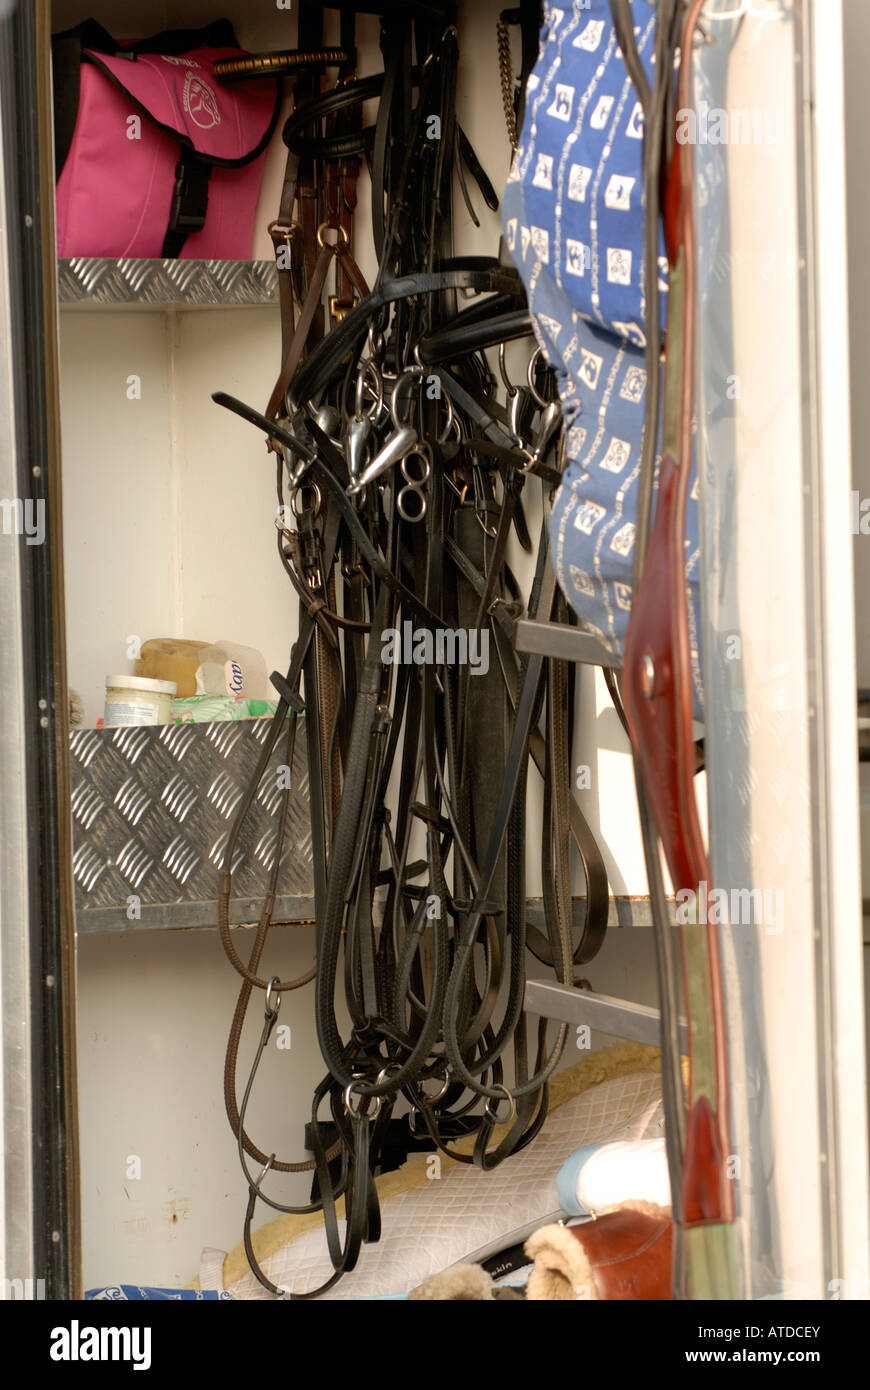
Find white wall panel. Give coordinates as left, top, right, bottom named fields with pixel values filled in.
left=60, top=312, right=174, bottom=730
left=76, top=925, right=323, bottom=1290
left=172, top=308, right=289, bottom=677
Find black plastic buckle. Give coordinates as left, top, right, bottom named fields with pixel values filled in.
left=168, top=156, right=212, bottom=234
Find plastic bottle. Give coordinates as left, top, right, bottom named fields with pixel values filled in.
left=195, top=642, right=268, bottom=701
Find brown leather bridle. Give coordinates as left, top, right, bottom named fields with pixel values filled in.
left=621, top=0, right=737, bottom=1290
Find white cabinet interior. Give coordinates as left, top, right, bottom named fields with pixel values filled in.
left=54, top=0, right=661, bottom=1288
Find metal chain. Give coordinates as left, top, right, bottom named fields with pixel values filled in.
left=496, top=18, right=518, bottom=151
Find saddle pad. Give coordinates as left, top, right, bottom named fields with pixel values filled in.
left=544, top=313, right=706, bottom=717
left=505, top=1, right=667, bottom=341
left=502, top=0, right=725, bottom=717
left=86, top=1286, right=233, bottom=1300
left=223, top=1066, right=665, bottom=1299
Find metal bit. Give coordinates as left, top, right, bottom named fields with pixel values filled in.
left=525, top=400, right=563, bottom=469
left=346, top=413, right=373, bottom=484
left=315, top=404, right=341, bottom=439
left=508, top=384, right=535, bottom=441
left=346, top=425, right=417, bottom=495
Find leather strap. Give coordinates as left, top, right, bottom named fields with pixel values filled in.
left=289, top=262, right=524, bottom=405
left=615, top=0, right=736, bottom=1269
left=265, top=240, right=369, bottom=421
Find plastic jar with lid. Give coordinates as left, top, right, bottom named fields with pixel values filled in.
left=104, top=675, right=177, bottom=727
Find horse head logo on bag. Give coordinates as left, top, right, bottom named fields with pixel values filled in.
left=183, top=72, right=221, bottom=130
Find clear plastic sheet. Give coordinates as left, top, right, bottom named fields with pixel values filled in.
left=694, top=0, right=866, bottom=1298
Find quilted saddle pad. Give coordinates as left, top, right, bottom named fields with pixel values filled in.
left=221, top=1064, right=665, bottom=1300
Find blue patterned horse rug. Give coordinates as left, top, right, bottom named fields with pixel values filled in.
left=502, top=0, right=725, bottom=720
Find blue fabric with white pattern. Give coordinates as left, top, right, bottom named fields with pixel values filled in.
left=86, top=1285, right=233, bottom=1300
left=502, top=0, right=722, bottom=717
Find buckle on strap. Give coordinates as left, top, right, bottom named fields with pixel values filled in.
left=329, top=295, right=356, bottom=322
left=168, top=155, right=212, bottom=235
left=269, top=220, right=301, bottom=251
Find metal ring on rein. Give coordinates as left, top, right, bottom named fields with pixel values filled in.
left=407, top=1069, right=452, bottom=1134
left=389, top=364, right=426, bottom=428
left=265, top=977, right=282, bottom=1016
left=343, top=1079, right=384, bottom=1120
left=483, top=1084, right=518, bottom=1125
left=498, top=340, right=519, bottom=398
left=316, top=221, right=350, bottom=249
left=355, top=359, right=385, bottom=420
left=396, top=444, right=431, bottom=522
left=526, top=345, right=559, bottom=408
left=290, top=480, right=323, bottom=520
left=419, top=1069, right=452, bottom=1106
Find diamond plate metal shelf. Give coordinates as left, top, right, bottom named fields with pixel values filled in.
left=70, top=718, right=313, bottom=934
left=68, top=719, right=663, bottom=937
left=58, top=258, right=278, bottom=308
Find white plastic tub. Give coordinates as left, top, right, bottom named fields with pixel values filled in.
left=104, top=674, right=177, bottom=727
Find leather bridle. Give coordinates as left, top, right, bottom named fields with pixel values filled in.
left=611, top=0, right=739, bottom=1297
left=206, top=0, right=739, bottom=1304
left=212, top=3, right=612, bottom=1298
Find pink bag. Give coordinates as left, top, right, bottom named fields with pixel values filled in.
left=53, top=20, right=281, bottom=259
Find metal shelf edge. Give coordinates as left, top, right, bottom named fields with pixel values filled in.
left=57, top=258, right=278, bottom=308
